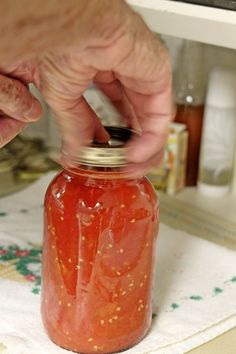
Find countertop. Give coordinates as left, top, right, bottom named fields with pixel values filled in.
left=188, top=327, right=236, bottom=354
left=1, top=328, right=236, bottom=353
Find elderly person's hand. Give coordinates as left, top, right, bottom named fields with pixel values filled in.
left=0, top=0, right=174, bottom=176
left=38, top=3, right=174, bottom=175
left=0, top=64, right=42, bottom=147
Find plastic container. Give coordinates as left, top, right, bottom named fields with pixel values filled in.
left=198, top=67, right=236, bottom=197
left=41, top=126, right=159, bottom=353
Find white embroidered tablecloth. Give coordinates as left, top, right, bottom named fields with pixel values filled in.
left=0, top=173, right=236, bottom=354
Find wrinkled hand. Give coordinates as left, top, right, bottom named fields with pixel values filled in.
left=0, top=63, right=42, bottom=147
left=38, top=4, right=174, bottom=175
left=0, top=1, right=174, bottom=176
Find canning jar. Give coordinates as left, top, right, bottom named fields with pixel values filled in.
left=41, top=127, right=159, bottom=353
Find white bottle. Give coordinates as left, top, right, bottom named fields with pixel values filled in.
left=198, top=67, right=236, bottom=197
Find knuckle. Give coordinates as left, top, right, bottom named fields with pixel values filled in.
left=0, top=76, right=30, bottom=113
left=0, top=80, right=14, bottom=103
left=10, top=83, right=29, bottom=110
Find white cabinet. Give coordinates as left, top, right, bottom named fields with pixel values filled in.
left=128, top=1, right=236, bottom=227
left=128, top=0, right=236, bottom=49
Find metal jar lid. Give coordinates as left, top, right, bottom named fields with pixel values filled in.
left=79, top=126, right=134, bottom=167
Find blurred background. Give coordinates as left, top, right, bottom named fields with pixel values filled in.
left=2, top=36, right=236, bottom=197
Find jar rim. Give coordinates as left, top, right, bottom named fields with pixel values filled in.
left=76, top=126, right=137, bottom=167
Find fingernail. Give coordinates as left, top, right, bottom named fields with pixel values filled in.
left=24, top=99, right=43, bottom=119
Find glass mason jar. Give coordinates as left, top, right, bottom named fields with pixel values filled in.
left=41, top=127, right=159, bottom=353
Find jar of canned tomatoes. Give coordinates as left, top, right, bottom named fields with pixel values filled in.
left=41, top=126, right=159, bottom=353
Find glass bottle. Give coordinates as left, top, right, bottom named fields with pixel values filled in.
left=41, top=127, right=159, bottom=353
left=174, top=40, right=206, bottom=186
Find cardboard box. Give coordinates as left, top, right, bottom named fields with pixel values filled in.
left=148, top=123, right=188, bottom=195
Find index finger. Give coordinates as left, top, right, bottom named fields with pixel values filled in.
left=113, top=20, right=175, bottom=163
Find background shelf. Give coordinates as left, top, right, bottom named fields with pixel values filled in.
left=128, top=0, right=236, bottom=49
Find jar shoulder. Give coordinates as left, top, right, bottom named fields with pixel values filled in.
left=45, top=170, right=158, bottom=208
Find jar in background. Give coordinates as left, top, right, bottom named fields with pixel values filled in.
left=41, top=127, right=159, bottom=353
left=174, top=40, right=206, bottom=186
